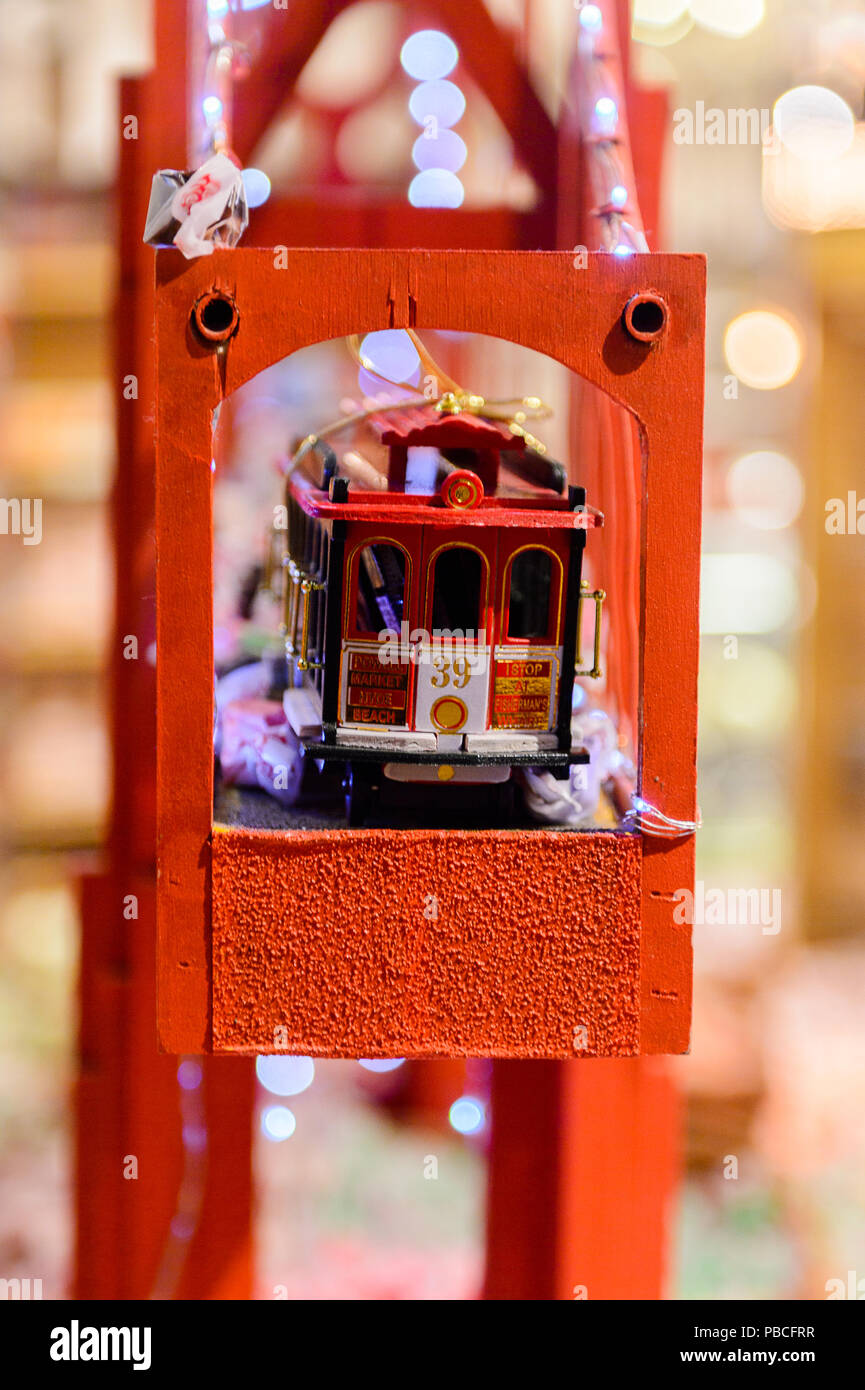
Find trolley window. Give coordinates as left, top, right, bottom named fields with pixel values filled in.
left=506, top=548, right=555, bottom=642
left=431, top=546, right=483, bottom=635
left=354, top=543, right=406, bottom=635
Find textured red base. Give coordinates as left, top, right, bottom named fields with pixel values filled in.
left=211, top=826, right=641, bottom=1057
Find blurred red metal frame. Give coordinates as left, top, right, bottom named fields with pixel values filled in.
left=75, top=2, right=256, bottom=1304
left=78, top=0, right=692, bottom=1300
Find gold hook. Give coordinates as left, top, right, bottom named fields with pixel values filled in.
left=576, top=580, right=606, bottom=679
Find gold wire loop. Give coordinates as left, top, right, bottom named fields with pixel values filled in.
left=279, top=334, right=554, bottom=480
left=296, top=575, right=326, bottom=672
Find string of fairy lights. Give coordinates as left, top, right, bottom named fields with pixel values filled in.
left=575, top=2, right=650, bottom=254
left=575, top=6, right=702, bottom=838
left=197, top=0, right=272, bottom=208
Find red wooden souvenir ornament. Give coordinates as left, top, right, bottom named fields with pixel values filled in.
left=156, top=247, right=704, bottom=1059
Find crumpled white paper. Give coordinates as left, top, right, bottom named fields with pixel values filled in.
left=521, top=708, right=623, bottom=826
left=169, top=152, right=247, bottom=259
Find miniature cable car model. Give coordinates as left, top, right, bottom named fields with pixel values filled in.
left=222, top=358, right=607, bottom=827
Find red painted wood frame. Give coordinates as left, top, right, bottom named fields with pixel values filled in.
left=75, top=50, right=256, bottom=1296
left=155, top=246, right=704, bottom=1057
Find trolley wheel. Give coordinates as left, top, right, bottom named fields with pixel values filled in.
left=343, top=762, right=378, bottom=827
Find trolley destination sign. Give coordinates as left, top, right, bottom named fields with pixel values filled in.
left=346, top=650, right=411, bottom=725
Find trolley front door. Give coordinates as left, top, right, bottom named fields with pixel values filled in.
left=412, top=529, right=498, bottom=741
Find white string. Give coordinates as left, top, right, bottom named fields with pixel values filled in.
left=574, top=2, right=648, bottom=255
left=197, top=2, right=251, bottom=164
left=621, top=219, right=650, bottom=253
left=521, top=766, right=597, bottom=828
left=621, top=795, right=702, bottom=839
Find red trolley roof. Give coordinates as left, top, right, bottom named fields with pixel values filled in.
left=371, top=404, right=526, bottom=452
left=286, top=401, right=603, bottom=531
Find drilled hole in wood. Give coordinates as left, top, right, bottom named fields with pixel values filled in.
left=623, top=294, right=667, bottom=343
left=192, top=292, right=239, bottom=344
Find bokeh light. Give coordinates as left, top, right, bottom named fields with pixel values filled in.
left=634, top=10, right=695, bottom=43
left=241, top=167, right=271, bottom=208
left=700, top=553, right=799, bottom=634
left=412, top=128, right=467, bottom=173
left=701, top=641, right=797, bottom=739
left=593, top=97, right=618, bottom=135
left=408, top=168, right=465, bottom=208
left=762, top=122, right=865, bottom=232
left=723, top=310, right=803, bottom=390
left=449, top=1096, right=486, bottom=1135
left=177, top=1059, right=203, bottom=1091
left=261, top=1105, right=297, bottom=1141
left=726, top=450, right=804, bottom=530
left=358, top=1058, right=405, bottom=1073
left=773, top=86, right=855, bottom=162
left=408, top=80, right=466, bottom=130
left=255, top=1054, right=315, bottom=1097
left=358, top=330, right=421, bottom=384
left=182, top=1124, right=207, bottom=1154
left=632, top=10, right=694, bottom=45
left=689, top=0, right=765, bottom=39
left=633, top=0, right=689, bottom=22
left=400, top=30, right=458, bottom=81
left=579, top=4, right=604, bottom=33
